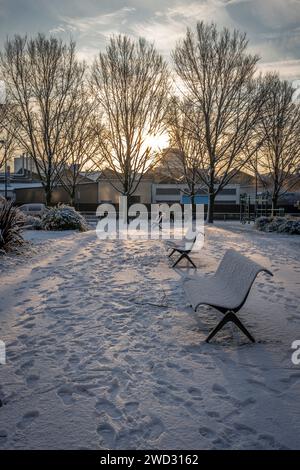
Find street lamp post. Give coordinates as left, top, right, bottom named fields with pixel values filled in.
left=0, top=139, right=7, bottom=199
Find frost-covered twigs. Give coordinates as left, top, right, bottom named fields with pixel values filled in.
left=132, top=288, right=171, bottom=308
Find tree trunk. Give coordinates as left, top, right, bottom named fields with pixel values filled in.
left=45, top=185, right=52, bottom=207
left=70, top=188, right=76, bottom=207
left=127, top=194, right=132, bottom=225
left=191, top=193, right=196, bottom=220
left=271, top=194, right=278, bottom=216
left=45, top=163, right=52, bottom=206
left=207, top=192, right=215, bottom=223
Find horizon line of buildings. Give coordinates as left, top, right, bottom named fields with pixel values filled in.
left=1, top=151, right=300, bottom=214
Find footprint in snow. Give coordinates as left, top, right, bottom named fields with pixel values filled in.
left=97, top=422, right=117, bottom=449
left=198, top=426, right=216, bottom=439
left=188, top=386, right=203, bottom=400
left=212, top=383, right=228, bottom=396
left=206, top=410, right=220, bottom=419
left=144, top=417, right=165, bottom=441
left=124, top=401, right=139, bottom=413
left=0, top=429, right=8, bottom=445
left=57, top=385, right=75, bottom=405
left=26, top=374, right=40, bottom=387
left=95, top=398, right=122, bottom=419
left=233, top=422, right=257, bottom=435
left=17, top=410, right=39, bottom=430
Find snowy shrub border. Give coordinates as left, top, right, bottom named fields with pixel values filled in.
left=255, top=216, right=300, bottom=235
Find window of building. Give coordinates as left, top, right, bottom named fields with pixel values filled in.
left=219, top=188, right=237, bottom=195
left=156, top=188, right=181, bottom=196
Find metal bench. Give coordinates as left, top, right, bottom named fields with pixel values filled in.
left=183, top=249, right=273, bottom=343
left=167, top=230, right=199, bottom=268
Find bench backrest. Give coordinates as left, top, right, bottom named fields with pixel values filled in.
left=183, top=228, right=201, bottom=251
left=215, top=249, right=272, bottom=304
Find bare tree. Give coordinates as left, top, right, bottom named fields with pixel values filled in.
left=165, top=96, right=206, bottom=208
left=57, top=87, right=103, bottom=206
left=91, top=35, right=169, bottom=211
left=255, top=74, right=300, bottom=212
left=173, top=22, right=264, bottom=222
left=0, top=34, right=85, bottom=205
left=0, top=104, right=20, bottom=170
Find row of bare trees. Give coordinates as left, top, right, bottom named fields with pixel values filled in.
left=0, top=35, right=100, bottom=205
left=167, top=23, right=300, bottom=221
left=254, top=75, right=300, bottom=211
left=0, top=23, right=300, bottom=221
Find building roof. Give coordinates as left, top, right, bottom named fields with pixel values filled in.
left=0, top=182, right=43, bottom=190
left=80, top=171, right=102, bottom=182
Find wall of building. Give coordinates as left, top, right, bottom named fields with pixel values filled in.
left=152, top=183, right=240, bottom=205
left=12, top=178, right=300, bottom=217
left=15, top=187, right=46, bottom=204
left=98, top=179, right=153, bottom=204
left=15, top=182, right=98, bottom=209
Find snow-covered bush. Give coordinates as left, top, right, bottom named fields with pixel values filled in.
left=254, top=217, right=272, bottom=231
left=279, top=219, right=300, bottom=235
left=0, top=200, right=25, bottom=253
left=267, top=217, right=287, bottom=232
left=255, top=216, right=300, bottom=235
left=23, top=215, right=44, bottom=230
left=41, top=205, right=88, bottom=231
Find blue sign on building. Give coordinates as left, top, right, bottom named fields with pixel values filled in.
left=182, top=195, right=209, bottom=205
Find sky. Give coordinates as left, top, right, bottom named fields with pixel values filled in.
left=0, top=0, right=299, bottom=80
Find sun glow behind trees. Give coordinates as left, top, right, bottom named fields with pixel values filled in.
left=143, top=132, right=170, bottom=152
left=0, top=24, right=299, bottom=220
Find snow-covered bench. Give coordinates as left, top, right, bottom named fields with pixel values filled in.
left=183, top=249, right=273, bottom=343
left=167, top=230, right=199, bottom=268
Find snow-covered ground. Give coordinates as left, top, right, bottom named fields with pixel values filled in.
left=0, top=223, right=299, bottom=449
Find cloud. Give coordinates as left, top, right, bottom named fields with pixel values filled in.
left=48, top=5, right=137, bottom=61
left=0, top=0, right=298, bottom=79
left=250, top=0, right=300, bottom=30
left=131, top=1, right=235, bottom=55
left=132, top=0, right=300, bottom=78
left=257, top=59, right=300, bottom=80
left=61, top=6, right=136, bottom=33
left=50, top=6, right=136, bottom=39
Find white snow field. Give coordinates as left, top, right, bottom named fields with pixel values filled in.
left=0, top=222, right=300, bottom=450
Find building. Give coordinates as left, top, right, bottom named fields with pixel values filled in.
left=0, top=154, right=41, bottom=200
left=2, top=152, right=300, bottom=216
left=151, top=183, right=240, bottom=205
left=98, top=170, right=153, bottom=205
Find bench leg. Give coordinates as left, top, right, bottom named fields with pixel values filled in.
left=185, top=254, right=197, bottom=269
left=172, top=253, right=185, bottom=267
left=168, top=249, right=176, bottom=258
left=172, top=252, right=196, bottom=268
left=206, top=311, right=255, bottom=343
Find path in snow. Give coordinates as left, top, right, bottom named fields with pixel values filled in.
left=0, top=224, right=299, bottom=449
